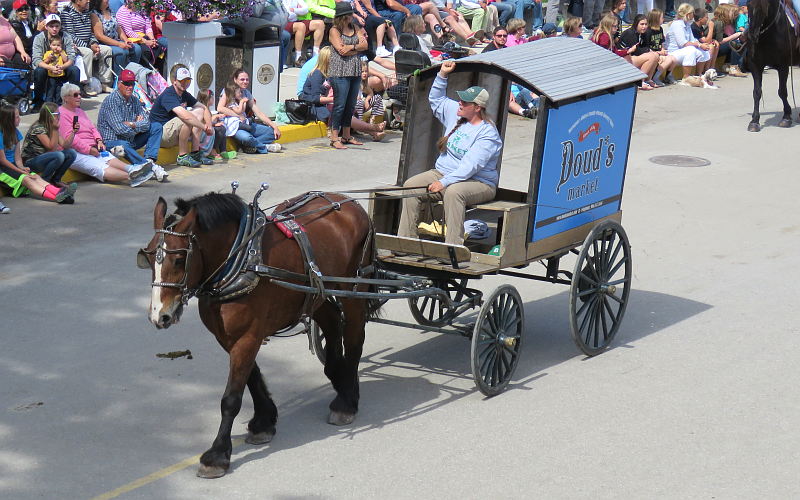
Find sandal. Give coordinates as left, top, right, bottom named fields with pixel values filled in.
left=371, top=131, right=386, bottom=142
left=342, top=137, right=364, bottom=146
left=330, top=139, right=347, bottom=149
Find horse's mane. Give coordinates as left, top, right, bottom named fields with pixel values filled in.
left=173, top=192, right=246, bottom=232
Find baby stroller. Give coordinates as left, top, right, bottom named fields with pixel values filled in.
left=0, top=61, right=34, bottom=114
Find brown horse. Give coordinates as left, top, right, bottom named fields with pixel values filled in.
left=138, top=191, right=375, bottom=478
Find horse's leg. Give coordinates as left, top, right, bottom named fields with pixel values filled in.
left=326, top=298, right=366, bottom=426
left=749, top=66, right=764, bottom=132
left=197, top=334, right=262, bottom=479
left=777, top=65, right=793, bottom=127
left=244, top=362, right=278, bottom=445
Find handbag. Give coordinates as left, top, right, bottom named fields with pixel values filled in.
left=284, top=99, right=315, bottom=125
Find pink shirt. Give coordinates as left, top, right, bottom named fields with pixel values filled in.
left=506, top=33, right=526, bottom=47
left=0, top=17, right=17, bottom=61
left=116, top=5, right=154, bottom=39
left=58, top=106, right=102, bottom=155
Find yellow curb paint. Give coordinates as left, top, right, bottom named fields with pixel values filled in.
left=90, top=438, right=246, bottom=500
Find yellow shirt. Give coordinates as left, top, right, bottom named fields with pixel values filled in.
left=43, top=50, right=67, bottom=78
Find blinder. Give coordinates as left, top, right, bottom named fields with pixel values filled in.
left=137, top=226, right=199, bottom=302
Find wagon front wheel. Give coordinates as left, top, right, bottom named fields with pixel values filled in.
left=569, top=220, right=632, bottom=356
left=470, top=284, right=524, bottom=397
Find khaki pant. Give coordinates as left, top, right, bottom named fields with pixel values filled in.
left=398, top=169, right=495, bottom=245
left=75, top=45, right=113, bottom=85
left=160, top=117, right=184, bottom=148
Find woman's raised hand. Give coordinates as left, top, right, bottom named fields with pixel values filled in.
left=439, top=60, right=456, bottom=77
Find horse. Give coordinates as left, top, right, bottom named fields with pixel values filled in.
left=138, top=191, right=376, bottom=478
left=745, top=0, right=800, bottom=131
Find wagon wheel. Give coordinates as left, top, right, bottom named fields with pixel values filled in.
left=408, top=278, right=469, bottom=327
left=569, top=220, right=632, bottom=356
left=310, top=320, right=326, bottom=365
left=470, top=284, right=524, bottom=397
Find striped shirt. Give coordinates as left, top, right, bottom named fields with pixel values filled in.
left=60, top=4, right=97, bottom=47
left=97, top=90, right=150, bottom=142
left=115, top=5, right=154, bottom=39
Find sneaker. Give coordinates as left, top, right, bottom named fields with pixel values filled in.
left=129, top=161, right=154, bottom=187
left=150, top=162, right=169, bottom=182
left=177, top=153, right=201, bottom=167
left=0, top=201, right=10, bottom=214
left=199, top=155, right=214, bottom=165
left=392, top=45, right=401, bottom=54
left=266, top=143, right=283, bottom=153
left=242, top=146, right=259, bottom=154
left=60, top=196, right=75, bottom=204
left=376, top=46, right=392, bottom=58
left=55, top=182, right=78, bottom=203
left=522, top=107, right=537, bottom=119
left=81, top=84, right=98, bottom=97
left=220, top=151, right=238, bottom=160
left=728, top=65, right=747, bottom=77
left=294, top=54, right=307, bottom=67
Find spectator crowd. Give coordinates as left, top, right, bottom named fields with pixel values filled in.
left=0, top=0, right=752, bottom=214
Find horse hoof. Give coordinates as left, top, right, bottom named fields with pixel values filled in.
left=747, top=123, right=761, bottom=132
left=245, top=429, right=275, bottom=445
left=328, top=410, right=356, bottom=426
left=196, top=464, right=228, bottom=479
left=779, top=119, right=792, bottom=128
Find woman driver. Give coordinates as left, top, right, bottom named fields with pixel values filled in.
left=398, top=59, right=502, bottom=246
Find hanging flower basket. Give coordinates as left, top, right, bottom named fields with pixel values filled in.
left=129, top=0, right=257, bottom=21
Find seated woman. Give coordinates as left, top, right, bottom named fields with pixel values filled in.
left=299, top=46, right=334, bottom=123
left=562, top=16, right=583, bottom=38
left=91, top=0, right=139, bottom=75
left=645, top=9, right=678, bottom=84
left=711, top=3, right=744, bottom=77
left=398, top=59, right=501, bottom=246
left=402, top=14, right=436, bottom=58
left=0, top=10, right=31, bottom=67
left=592, top=13, right=658, bottom=90
left=665, top=2, right=711, bottom=77
left=218, top=69, right=283, bottom=154
left=21, top=102, right=78, bottom=186
left=618, top=14, right=662, bottom=87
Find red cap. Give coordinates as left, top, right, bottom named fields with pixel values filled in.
left=13, top=0, right=28, bottom=10
left=119, top=69, right=136, bottom=83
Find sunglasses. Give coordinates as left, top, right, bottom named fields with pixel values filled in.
left=495, top=33, right=508, bottom=37
left=17, top=6, right=30, bottom=10
left=120, top=80, right=135, bottom=86
left=71, top=92, right=81, bottom=97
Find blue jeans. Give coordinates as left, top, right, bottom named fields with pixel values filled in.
left=145, top=121, right=166, bottom=161
left=279, top=28, right=291, bottom=72
left=234, top=122, right=276, bottom=153
left=33, top=66, right=80, bottom=105
left=330, top=76, right=361, bottom=133
left=25, top=149, right=76, bottom=183
left=106, top=132, right=150, bottom=165
left=110, top=45, right=130, bottom=75
left=378, top=9, right=407, bottom=31
left=494, top=1, right=515, bottom=26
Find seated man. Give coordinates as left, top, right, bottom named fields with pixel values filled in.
left=145, top=66, right=213, bottom=168
left=398, top=59, right=501, bottom=245
left=60, top=0, right=113, bottom=94
left=30, top=15, right=80, bottom=111
left=97, top=69, right=167, bottom=182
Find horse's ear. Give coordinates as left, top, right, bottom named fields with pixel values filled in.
left=154, top=197, right=168, bottom=229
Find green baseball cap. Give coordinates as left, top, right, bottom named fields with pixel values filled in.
left=456, top=86, right=490, bottom=107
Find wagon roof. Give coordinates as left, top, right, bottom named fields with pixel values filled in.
left=435, top=37, right=647, bottom=102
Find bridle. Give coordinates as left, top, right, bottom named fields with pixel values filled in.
left=137, top=226, right=199, bottom=305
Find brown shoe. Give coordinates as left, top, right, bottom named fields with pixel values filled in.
left=728, top=65, right=747, bottom=77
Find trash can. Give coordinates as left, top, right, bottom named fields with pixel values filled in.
left=217, top=18, right=282, bottom=116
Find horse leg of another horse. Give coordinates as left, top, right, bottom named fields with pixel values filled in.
left=327, top=298, right=366, bottom=426
left=244, top=362, right=278, bottom=445
left=749, top=66, right=764, bottom=132
left=198, top=335, right=262, bottom=479
left=777, top=65, right=793, bottom=127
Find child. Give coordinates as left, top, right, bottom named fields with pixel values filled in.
left=195, top=89, right=236, bottom=161
left=42, top=37, right=68, bottom=103
left=0, top=103, right=77, bottom=204
left=505, top=18, right=529, bottom=46
left=22, top=103, right=78, bottom=186
left=736, top=0, right=748, bottom=32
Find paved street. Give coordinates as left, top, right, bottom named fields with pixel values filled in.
left=1, top=70, right=799, bottom=499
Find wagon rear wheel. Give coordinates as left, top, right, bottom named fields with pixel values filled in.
left=470, top=284, right=524, bottom=397
left=569, top=220, right=632, bottom=356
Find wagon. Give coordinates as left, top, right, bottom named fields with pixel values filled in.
left=308, top=37, right=645, bottom=396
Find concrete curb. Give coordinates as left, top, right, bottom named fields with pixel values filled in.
left=1, top=121, right=328, bottom=195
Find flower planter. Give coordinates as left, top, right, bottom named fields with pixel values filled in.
left=163, top=20, right=223, bottom=97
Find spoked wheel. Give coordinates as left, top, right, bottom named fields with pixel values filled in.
left=569, top=220, right=632, bottom=356
left=470, top=284, right=524, bottom=397
left=409, top=278, right=474, bottom=327
left=310, top=320, right=326, bottom=365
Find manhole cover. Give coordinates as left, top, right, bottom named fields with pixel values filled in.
left=649, top=155, right=710, bottom=167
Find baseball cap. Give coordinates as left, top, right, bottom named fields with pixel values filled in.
left=13, top=0, right=29, bottom=10
left=737, top=0, right=747, bottom=6
left=542, top=22, right=558, bottom=35
left=44, top=13, right=60, bottom=24
left=456, top=86, right=490, bottom=107
left=120, top=69, right=136, bottom=83
left=175, top=67, right=192, bottom=81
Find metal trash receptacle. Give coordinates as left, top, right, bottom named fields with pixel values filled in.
left=217, top=18, right=281, bottom=116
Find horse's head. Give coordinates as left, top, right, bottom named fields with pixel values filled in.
left=138, top=197, right=204, bottom=329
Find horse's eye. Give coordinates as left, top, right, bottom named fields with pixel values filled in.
left=174, top=257, right=186, bottom=267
